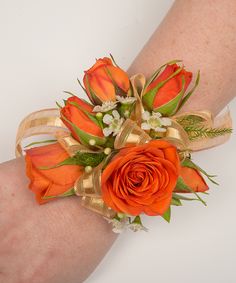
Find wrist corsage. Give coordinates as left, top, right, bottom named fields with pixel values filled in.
left=16, top=56, right=232, bottom=233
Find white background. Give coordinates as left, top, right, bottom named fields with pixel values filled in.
left=0, top=1, right=236, bottom=282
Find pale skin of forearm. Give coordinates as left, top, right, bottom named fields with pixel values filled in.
left=1, top=1, right=236, bottom=283
left=128, top=0, right=236, bottom=116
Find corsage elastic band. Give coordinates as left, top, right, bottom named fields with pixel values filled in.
left=16, top=56, right=232, bottom=232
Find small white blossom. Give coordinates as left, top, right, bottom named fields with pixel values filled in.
left=141, top=111, right=171, bottom=132
left=116, top=95, right=137, bottom=104
left=107, top=218, right=128, bottom=233
left=103, top=110, right=124, bottom=137
left=128, top=223, right=149, bottom=232
left=93, top=101, right=117, bottom=113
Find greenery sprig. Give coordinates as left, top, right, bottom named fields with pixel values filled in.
left=176, top=114, right=232, bottom=140
left=184, top=126, right=232, bottom=140
left=39, top=151, right=106, bottom=170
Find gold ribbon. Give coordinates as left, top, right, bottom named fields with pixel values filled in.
left=15, top=108, right=68, bottom=157
left=15, top=74, right=232, bottom=218
left=129, top=74, right=146, bottom=126
left=114, top=118, right=151, bottom=149
left=55, top=131, right=98, bottom=156
left=81, top=196, right=116, bottom=219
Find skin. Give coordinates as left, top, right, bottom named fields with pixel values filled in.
left=128, top=0, right=236, bottom=116
left=1, top=1, right=236, bottom=282
left=0, top=158, right=117, bottom=283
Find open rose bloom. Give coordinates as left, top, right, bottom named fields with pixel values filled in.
left=23, top=57, right=232, bottom=232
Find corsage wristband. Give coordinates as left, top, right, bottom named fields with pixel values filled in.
left=16, top=56, right=232, bottom=233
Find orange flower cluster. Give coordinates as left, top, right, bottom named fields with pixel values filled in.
left=25, top=57, right=209, bottom=219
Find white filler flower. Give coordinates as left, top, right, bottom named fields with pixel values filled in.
left=116, top=95, right=137, bottom=104
left=107, top=218, right=127, bottom=233
left=141, top=111, right=171, bottom=132
left=128, top=222, right=148, bottom=232
left=103, top=110, right=124, bottom=137
left=93, top=101, right=117, bottom=113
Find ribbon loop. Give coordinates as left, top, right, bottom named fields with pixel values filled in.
left=81, top=196, right=116, bottom=219
left=114, top=118, right=151, bottom=149
left=74, top=164, right=102, bottom=198
left=164, top=120, right=190, bottom=151
left=15, top=108, right=68, bottom=157
left=56, top=131, right=94, bottom=157
left=129, top=74, right=146, bottom=125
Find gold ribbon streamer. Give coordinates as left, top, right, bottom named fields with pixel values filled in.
left=130, top=74, right=146, bottom=126
left=188, top=110, right=232, bottom=151
left=55, top=131, right=97, bottom=157
left=172, top=109, right=232, bottom=151
left=164, top=120, right=190, bottom=151
left=16, top=74, right=232, bottom=219
left=74, top=162, right=103, bottom=197
left=15, top=108, right=68, bottom=157
left=81, top=196, right=116, bottom=219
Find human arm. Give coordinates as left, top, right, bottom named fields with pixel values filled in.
left=1, top=1, right=236, bottom=283
left=128, top=0, right=236, bottom=115
left=0, top=157, right=117, bottom=283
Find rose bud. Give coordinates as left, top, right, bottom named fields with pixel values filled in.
left=83, top=57, right=130, bottom=105
left=61, top=96, right=106, bottom=146
left=177, top=166, right=209, bottom=193
left=142, top=63, right=193, bottom=116
left=25, top=143, right=83, bottom=204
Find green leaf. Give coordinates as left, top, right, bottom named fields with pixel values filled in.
left=162, top=207, right=171, bottom=223
left=104, top=136, right=115, bottom=148
left=74, top=151, right=106, bottom=167
left=181, top=158, right=219, bottom=185
left=177, top=70, right=200, bottom=112
left=63, top=90, right=76, bottom=96
left=39, top=151, right=106, bottom=170
left=154, top=76, right=186, bottom=116
left=24, top=139, right=57, bottom=148
left=142, top=67, right=184, bottom=111
left=38, top=156, right=78, bottom=170
left=109, top=53, right=119, bottom=67
left=175, top=177, right=207, bottom=206
left=77, top=78, right=87, bottom=93
left=172, top=193, right=200, bottom=202
left=56, top=101, right=62, bottom=108
left=171, top=197, right=182, bottom=206
left=42, top=187, right=76, bottom=200
left=176, top=114, right=205, bottom=127
left=61, top=114, right=107, bottom=146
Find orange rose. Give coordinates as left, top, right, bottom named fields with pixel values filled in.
left=178, top=166, right=209, bottom=193
left=61, top=96, right=106, bottom=145
left=101, top=140, right=180, bottom=216
left=142, top=64, right=192, bottom=115
left=83, top=57, right=130, bottom=104
left=25, top=143, right=82, bottom=204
